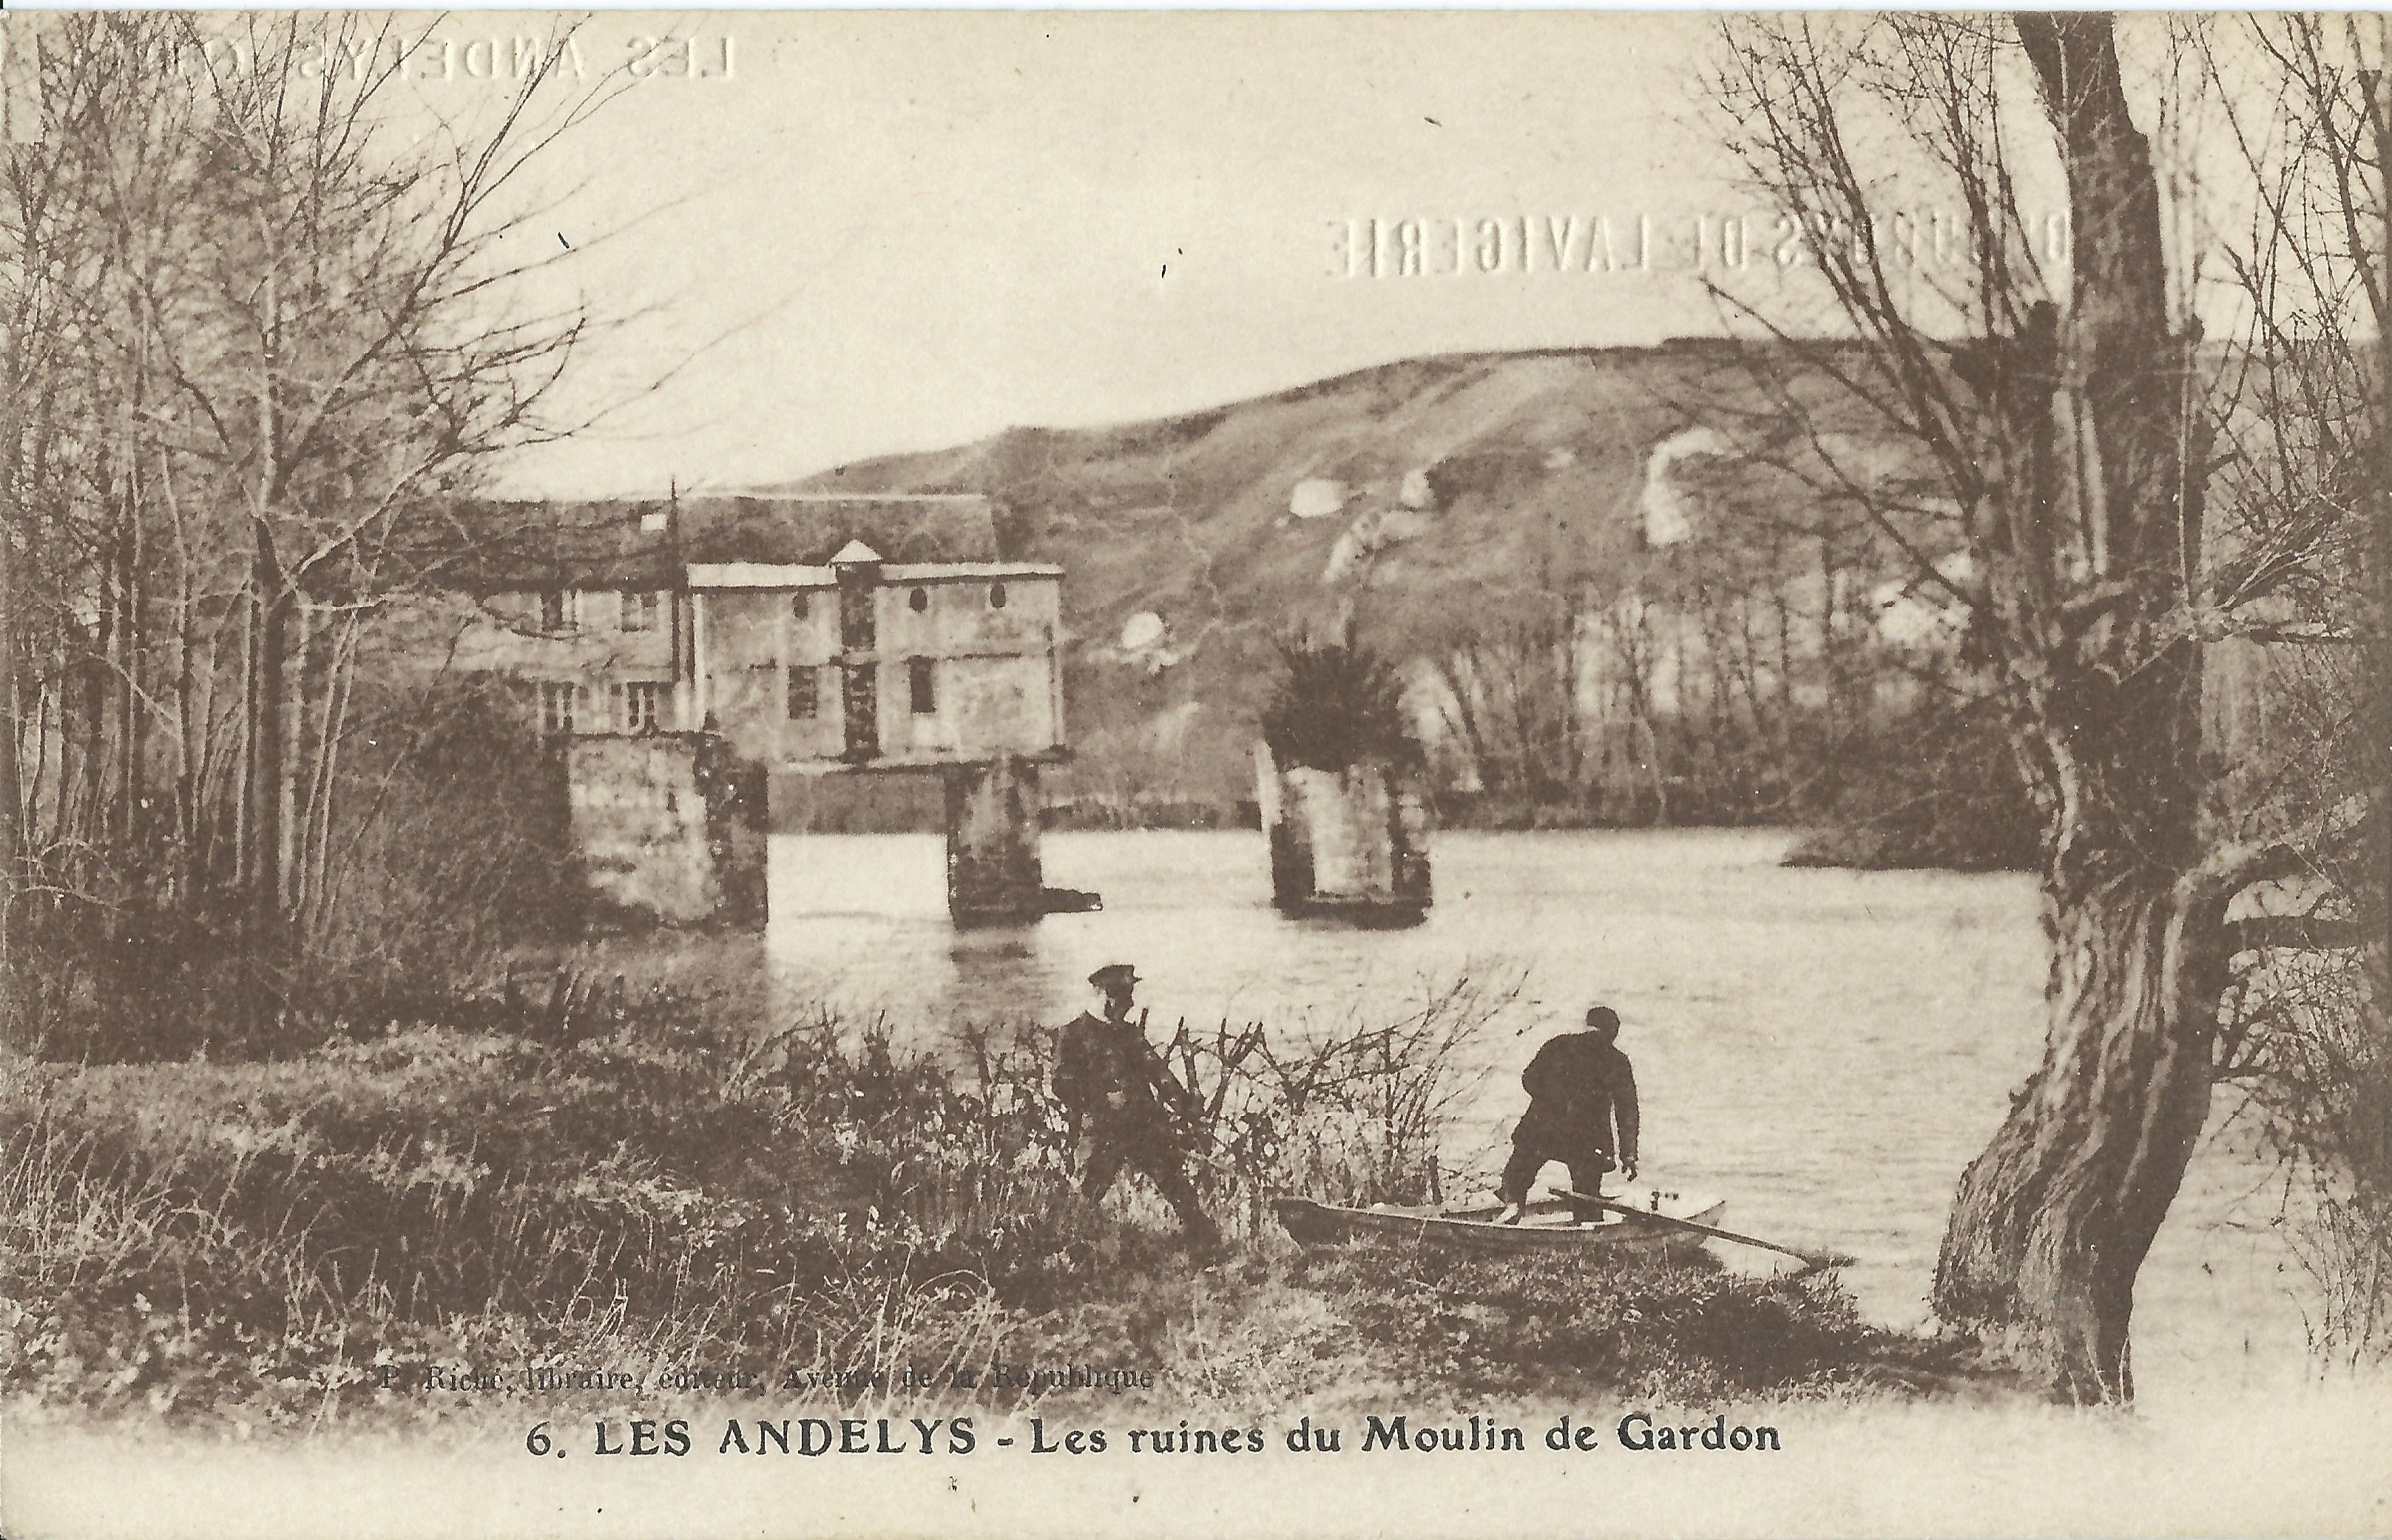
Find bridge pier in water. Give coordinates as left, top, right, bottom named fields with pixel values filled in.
left=766, top=754, right=1092, bottom=927
left=944, top=754, right=1047, bottom=925
left=1256, top=742, right=1432, bottom=926
left=564, top=732, right=766, bottom=926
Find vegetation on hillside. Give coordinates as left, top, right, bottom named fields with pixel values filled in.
left=782, top=344, right=2044, bottom=863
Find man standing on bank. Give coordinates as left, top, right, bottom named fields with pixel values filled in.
left=1495, top=1004, right=1641, bottom=1225
left=1054, top=963, right=1220, bottom=1249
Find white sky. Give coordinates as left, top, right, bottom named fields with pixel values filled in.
left=446, top=12, right=1771, bottom=494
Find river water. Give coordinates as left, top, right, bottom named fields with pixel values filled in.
left=723, top=827, right=2311, bottom=1399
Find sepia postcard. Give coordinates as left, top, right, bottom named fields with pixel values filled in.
left=1, top=7, right=2388, bottom=1537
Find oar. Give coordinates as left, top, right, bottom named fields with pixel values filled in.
left=1557, top=1189, right=1854, bottom=1274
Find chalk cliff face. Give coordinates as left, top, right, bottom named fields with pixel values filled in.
left=763, top=344, right=1902, bottom=811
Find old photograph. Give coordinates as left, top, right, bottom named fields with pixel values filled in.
left=0, top=8, right=2386, bottom=1536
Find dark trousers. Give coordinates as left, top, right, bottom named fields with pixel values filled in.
left=1081, top=1126, right=1218, bottom=1244
left=1498, top=1142, right=1613, bottom=1220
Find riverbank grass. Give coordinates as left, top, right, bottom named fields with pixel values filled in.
left=1, top=1005, right=1971, bottom=1434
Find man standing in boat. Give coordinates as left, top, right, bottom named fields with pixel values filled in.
left=1053, top=963, right=1220, bottom=1249
left=1495, top=1005, right=1640, bottom=1225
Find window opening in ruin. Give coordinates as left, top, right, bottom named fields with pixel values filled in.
left=842, top=662, right=879, bottom=757
left=839, top=581, right=876, bottom=649
left=621, top=590, right=660, bottom=632
left=989, top=582, right=1007, bottom=609
left=908, top=657, right=936, bottom=715
left=909, top=587, right=928, bottom=612
left=618, top=681, right=664, bottom=734
left=787, top=663, right=820, bottom=720
left=538, top=681, right=584, bottom=734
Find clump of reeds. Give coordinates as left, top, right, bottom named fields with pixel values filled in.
left=1283, top=1238, right=1973, bottom=1405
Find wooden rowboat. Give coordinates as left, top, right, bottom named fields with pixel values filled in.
left=1272, top=1186, right=1726, bottom=1255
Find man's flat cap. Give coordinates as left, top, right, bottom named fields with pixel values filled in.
left=1089, top=963, right=1141, bottom=990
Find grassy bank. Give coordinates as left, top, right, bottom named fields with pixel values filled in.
left=1, top=999, right=1973, bottom=1437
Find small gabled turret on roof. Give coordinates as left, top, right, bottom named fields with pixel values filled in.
left=829, top=539, right=883, bottom=565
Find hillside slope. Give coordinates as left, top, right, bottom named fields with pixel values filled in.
left=765, top=343, right=1796, bottom=814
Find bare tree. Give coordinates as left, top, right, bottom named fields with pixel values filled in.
left=1709, top=13, right=2379, bottom=1399
left=1425, top=602, right=1589, bottom=817
left=2191, top=13, right=2391, bottom=1364
left=4, top=13, right=635, bottom=1025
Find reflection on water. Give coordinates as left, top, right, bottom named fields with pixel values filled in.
left=748, top=826, right=2316, bottom=1400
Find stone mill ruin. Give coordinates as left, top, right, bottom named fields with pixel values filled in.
left=447, top=493, right=1080, bottom=926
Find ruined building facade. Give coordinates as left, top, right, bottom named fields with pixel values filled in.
left=443, top=493, right=1067, bottom=925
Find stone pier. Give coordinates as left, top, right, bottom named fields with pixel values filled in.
left=692, top=735, right=769, bottom=925
left=943, top=754, right=1047, bottom=925
left=566, top=733, right=766, bottom=926
left=1256, top=742, right=1432, bottom=924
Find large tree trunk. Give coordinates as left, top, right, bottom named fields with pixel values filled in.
left=0, top=494, right=17, bottom=1021
left=1934, top=860, right=2240, bottom=1399
left=1930, top=15, right=2219, bottom=1402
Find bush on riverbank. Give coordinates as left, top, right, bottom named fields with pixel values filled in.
left=1, top=685, right=580, bottom=1066
left=1780, top=697, right=2038, bottom=873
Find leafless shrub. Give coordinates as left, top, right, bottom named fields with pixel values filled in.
left=1132, top=971, right=1515, bottom=1235
left=2221, top=940, right=2392, bottom=1366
